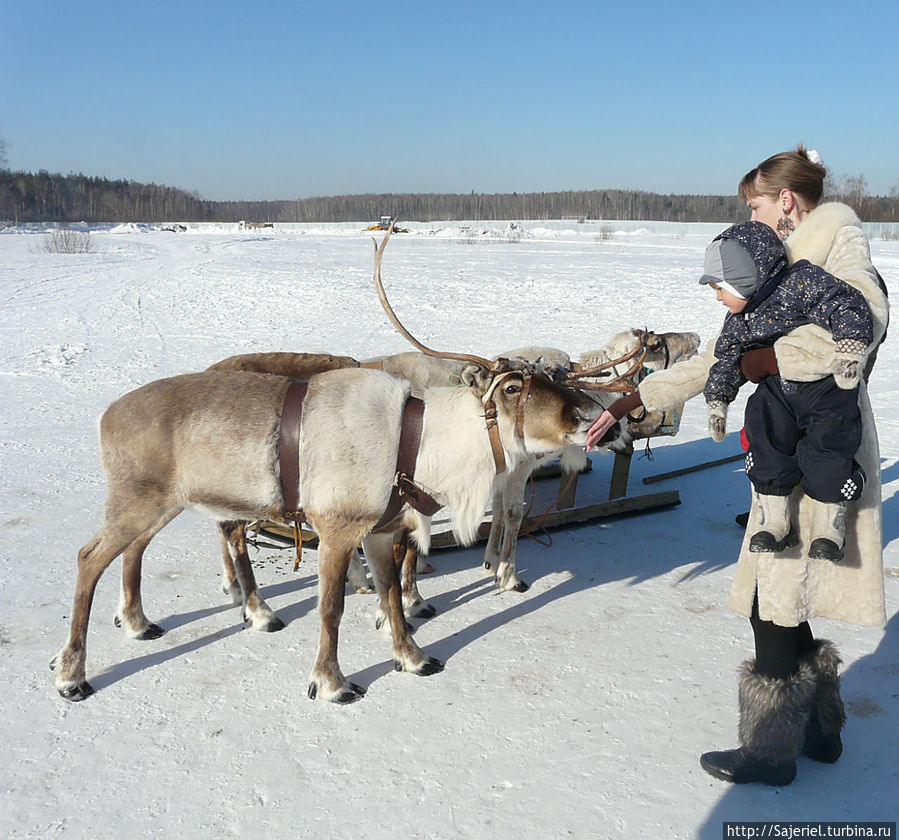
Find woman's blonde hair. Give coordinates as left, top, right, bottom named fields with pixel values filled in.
left=738, top=144, right=827, bottom=208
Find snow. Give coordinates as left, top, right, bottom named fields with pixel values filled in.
left=1, top=222, right=896, bottom=839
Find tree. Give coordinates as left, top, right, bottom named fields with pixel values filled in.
left=0, top=129, right=8, bottom=169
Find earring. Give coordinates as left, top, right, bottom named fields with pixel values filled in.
left=776, top=215, right=795, bottom=238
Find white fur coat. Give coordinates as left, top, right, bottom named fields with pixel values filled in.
left=638, top=202, right=888, bottom=627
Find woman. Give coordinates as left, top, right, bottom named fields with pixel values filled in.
left=587, top=146, right=889, bottom=786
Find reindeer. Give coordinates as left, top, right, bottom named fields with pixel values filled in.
left=52, top=228, right=605, bottom=703
left=478, top=328, right=701, bottom=593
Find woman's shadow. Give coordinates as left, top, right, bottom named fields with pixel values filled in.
left=697, top=610, right=899, bottom=837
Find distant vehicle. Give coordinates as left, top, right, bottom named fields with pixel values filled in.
left=364, top=216, right=409, bottom=233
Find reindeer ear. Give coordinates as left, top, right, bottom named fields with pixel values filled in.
left=461, top=363, right=492, bottom=393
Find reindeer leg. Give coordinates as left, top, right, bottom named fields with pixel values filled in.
left=398, top=528, right=436, bottom=619
left=483, top=485, right=505, bottom=576
left=115, top=507, right=182, bottom=639
left=374, top=534, right=416, bottom=634
left=494, top=466, right=531, bottom=593
left=217, top=522, right=242, bottom=604
left=346, top=548, right=374, bottom=594
left=363, top=532, right=443, bottom=678
left=308, top=522, right=367, bottom=703
left=223, top=521, right=284, bottom=632
left=53, top=492, right=175, bottom=701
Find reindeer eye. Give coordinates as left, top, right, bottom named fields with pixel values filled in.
left=503, top=383, right=522, bottom=395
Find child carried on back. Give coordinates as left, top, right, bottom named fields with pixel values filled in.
left=701, top=220, right=873, bottom=562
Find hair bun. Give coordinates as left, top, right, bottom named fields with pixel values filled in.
left=806, top=148, right=824, bottom=167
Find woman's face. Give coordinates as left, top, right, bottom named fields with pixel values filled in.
left=746, top=192, right=783, bottom=232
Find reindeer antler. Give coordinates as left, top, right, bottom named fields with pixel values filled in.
left=373, top=220, right=497, bottom=369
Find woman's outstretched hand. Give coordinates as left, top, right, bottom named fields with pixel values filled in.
left=585, top=410, right=617, bottom=451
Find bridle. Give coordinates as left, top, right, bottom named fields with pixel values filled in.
left=477, top=366, right=534, bottom=474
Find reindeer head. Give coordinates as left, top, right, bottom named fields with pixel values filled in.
left=632, top=328, right=701, bottom=373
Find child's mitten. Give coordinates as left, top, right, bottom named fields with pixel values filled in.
left=833, top=338, right=866, bottom=389
left=707, top=400, right=728, bottom=442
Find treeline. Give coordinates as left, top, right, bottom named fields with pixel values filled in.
left=2, top=168, right=898, bottom=224
left=0, top=170, right=211, bottom=223
left=218, top=190, right=749, bottom=224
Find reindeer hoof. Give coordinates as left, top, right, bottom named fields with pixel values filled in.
left=406, top=601, right=436, bottom=620
left=114, top=617, right=166, bottom=639
left=136, top=623, right=166, bottom=640
left=511, top=580, right=530, bottom=593
left=417, top=656, right=445, bottom=676
left=59, top=681, right=95, bottom=702
left=334, top=683, right=366, bottom=704
left=258, top=616, right=285, bottom=633
left=396, top=657, right=444, bottom=676
left=308, top=680, right=366, bottom=703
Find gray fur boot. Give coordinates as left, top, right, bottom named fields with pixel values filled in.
left=700, top=658, right=816, bottom=786
left=801, top=640, right=846, bottom=762
left=808, top=501, right=848, bottom=562
left=749, top=493, right=798, bottom=553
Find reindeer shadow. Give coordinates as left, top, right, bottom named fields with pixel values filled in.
left=348, top=433, right=751, bottom=687
left=86, top=567, right=320, bottom=694
left=696, top=612, right=899, bottom=836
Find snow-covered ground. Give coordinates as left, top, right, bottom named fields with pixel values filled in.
left=1, top=222, right=896, bottom=839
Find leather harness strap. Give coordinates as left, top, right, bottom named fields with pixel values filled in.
left=279, top=380, right=309, bottom=570
left=372, top=396, right=442, bottom=532
left=280, top=380, right=308, bottom=520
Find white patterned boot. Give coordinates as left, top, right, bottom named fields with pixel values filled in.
left=808, top=501, right=848, bottom=562
left=749, top=493, right=797, bottom=553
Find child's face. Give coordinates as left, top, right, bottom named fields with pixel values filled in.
left=709, top=282, right=748, bottom=314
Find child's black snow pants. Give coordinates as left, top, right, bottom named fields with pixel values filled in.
left=743, top=375, right=864, bottom=503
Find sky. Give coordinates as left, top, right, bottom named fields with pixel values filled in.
left=2, top=0, right=898, bottom=202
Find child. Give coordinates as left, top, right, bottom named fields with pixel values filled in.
left=701, top=220, right=873, bottom=561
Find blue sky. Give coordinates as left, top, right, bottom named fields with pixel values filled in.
left=3, top=0, right=897, bottom=201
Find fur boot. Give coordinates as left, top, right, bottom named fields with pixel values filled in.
left=801, top=640, right=846, bottom=763
left=808, top=500, right=848, bottom=562
left=700, top=658, right=816, bottom=786
left=749, top=493, right=798, bottom=553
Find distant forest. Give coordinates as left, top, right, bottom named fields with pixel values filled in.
left=2, top=168, right=898, bottom=224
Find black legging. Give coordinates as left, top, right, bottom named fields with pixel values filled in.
left=750, top=591, right=816, bottom=679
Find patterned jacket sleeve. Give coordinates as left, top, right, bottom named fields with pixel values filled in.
left=703, top=316, right=748, bottom=405
left=794, top=268, right=874, bottom=345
